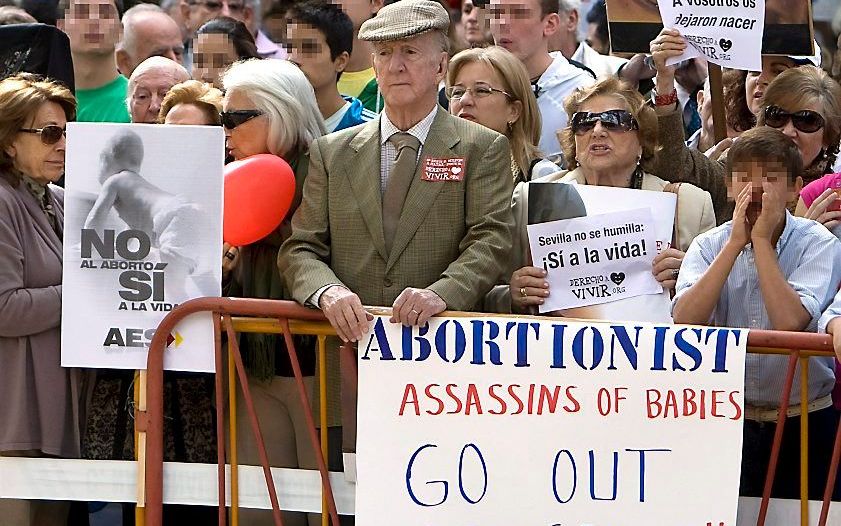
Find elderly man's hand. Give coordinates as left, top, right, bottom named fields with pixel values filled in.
left=391, top=287, right=446, bottom=326
left=319, top=285, right=373, bottom=343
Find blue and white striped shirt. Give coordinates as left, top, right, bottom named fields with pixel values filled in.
left=674, top=212, right=841, bottom=406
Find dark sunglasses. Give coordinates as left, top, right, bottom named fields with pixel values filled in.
left=19, top=125, right=66, bottom=145
left=570, top=110, right=639, bottom=135
left=764, top=105, right=825, bottom=134
left=221, top=110, right=264, bottom=129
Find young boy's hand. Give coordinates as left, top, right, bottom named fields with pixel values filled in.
left=751, top=182, right=785, bottom=243
left=728, top=184, right=752, bottom=248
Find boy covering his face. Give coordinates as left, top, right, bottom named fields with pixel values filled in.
left=673, top=126, right=841, bottom=500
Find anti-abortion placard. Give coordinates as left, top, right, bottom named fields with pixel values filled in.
left=61, top=123, right=224, bottom=372
left=658, top=0, right=765, bottom=71
left=526, top=183, right=676, bottom=322
left=356, top=315, right=747, bottom=526
left=606, top=0, right=813, bottom=56
left=528, top=208, right=660, bottom=312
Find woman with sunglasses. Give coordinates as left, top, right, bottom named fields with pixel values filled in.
left=447, top=46, right=560, bottom=183
left=650, top=29, right=834, bottom=222
left=220, top=58, right=326, bottom=526
left=0, top=74, right=84, bottom=524
left=486, top=77, right=714, bottom=315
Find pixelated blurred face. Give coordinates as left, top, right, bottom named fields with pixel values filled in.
left=286, top=21, right=343, bottom=92
left=129, top=68, right=182, bottom=124
left=6, top=102, right=68, bottom=186
left=729, top=159, right=800, bottom=224
left=331, top=0, right=376, bottom=29
left=488, top=0, right=553, bottom=63
left=372, top=32, right=447, bottom=111
left=192, top=33, right=238, bottom=89
left=449, top=61, right=519, bottom=136
left=62, top=0, right=121, bottom=54
left=222, top=89, right=269, bottom=160
left=461, top=0, right=491, bottom=46
left=186, top=0, right=251, bottom=33
left=745, top=56, right=796, bottom=116
left=165, top=102, right=215, bottom=125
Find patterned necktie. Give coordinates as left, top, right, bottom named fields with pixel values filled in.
left=382, top=132, right=421, bottom=254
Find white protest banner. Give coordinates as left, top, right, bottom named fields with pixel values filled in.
left=527, top=183, right=676, bottom=322
left=356, top=315, right=747, bottom=526
left=528, top=208, right=660, bottom=313
left=658, top=0, right=765, bottom=71
left=61, top=123, right=224, bottom=372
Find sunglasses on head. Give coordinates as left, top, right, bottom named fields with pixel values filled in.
left=764, top=105, right=825, bottom=133
left=221, top=110, right=264, bottom=129
left=570, top=109, right=639, bottom=135
left=19, top=125, right=66, bottom=145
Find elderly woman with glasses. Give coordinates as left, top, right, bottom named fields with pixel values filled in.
left=486, top=77, right=715, bottom=316
left=447, top=46, right=560, bottom=182
left=0, top=74, right=84, bottom=525
left=220, top=57, right=326, bottom=526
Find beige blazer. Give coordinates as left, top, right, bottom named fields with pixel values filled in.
left=279, top=107, right=514, bottom=424
left=485, top=167, right=716, bottom=313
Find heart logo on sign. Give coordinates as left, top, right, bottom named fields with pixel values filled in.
left=719, top=39, right=733, bottom=52
left=451, top=167, right=462, bottom=174
left=610, top=272, right=625, bottom=285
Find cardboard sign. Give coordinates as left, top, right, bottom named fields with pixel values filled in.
left=356, top=315, right=747, bottom=526
left=61, top=123, right=224, bottom=372
left=606, top=0, right=813, bottom=56
left=658, top=0, right=766, bottom=70
left=528, top=208, right=662, bottom=312
left=527, top=183, right=677, bottom=322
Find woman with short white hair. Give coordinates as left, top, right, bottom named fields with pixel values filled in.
left=221, top=57, right=326, bottom=526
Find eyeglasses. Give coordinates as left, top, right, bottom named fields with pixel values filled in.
left=221, top=110, right=264, bottom=129
left=447, top=84, right=512, bottom=100
left=19, top=125, right=66, bottom=145
left=189, top=0, right=244, bottom=11
left=764, top=105, right=825, bottom=134
left=570, top=110, right=639, bottom=135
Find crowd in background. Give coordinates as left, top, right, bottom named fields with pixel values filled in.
left=3, top=0, right=841, bottom=524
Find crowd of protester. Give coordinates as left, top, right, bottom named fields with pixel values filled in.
left=3, top=0, right=841, bottom=524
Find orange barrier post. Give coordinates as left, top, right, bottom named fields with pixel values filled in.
left=141, top=301, right=841, bottom=526
left=143, top=298, right=337, bottom=526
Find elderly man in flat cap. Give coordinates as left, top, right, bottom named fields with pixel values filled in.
left=279, top=0, right=513, bottom=443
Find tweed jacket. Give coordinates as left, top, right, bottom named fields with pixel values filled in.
left=652, top=104, right=732, bottom=223
left=279, top=106, right=514, bottom=310
left=279, top=107, right=513, bottom=428
left=485, top=167, right=716, bottom=313
left=0, top=177, right=84, bottom=457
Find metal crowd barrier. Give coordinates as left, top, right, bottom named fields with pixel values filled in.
left=137, top=298, right=841, bottom=526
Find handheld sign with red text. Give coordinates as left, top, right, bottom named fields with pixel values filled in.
left=356, top=315, right=747, bottom=525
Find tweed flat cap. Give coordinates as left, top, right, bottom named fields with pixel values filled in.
left=358, top=0, right=450, bottom=42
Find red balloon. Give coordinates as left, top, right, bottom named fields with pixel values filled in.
left=223, top=154, right=296, bottom=246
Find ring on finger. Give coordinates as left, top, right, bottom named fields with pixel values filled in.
left=671, top=268, right=680, bottom=278
left=410, top=308, right=420, bottom=315
left=520, top=287, right=527, bottom=298
left=224, top=251, right=236, bottom=260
